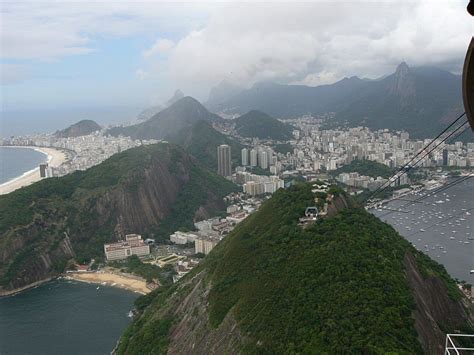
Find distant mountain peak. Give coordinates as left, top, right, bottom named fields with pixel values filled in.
left=165, top=89, right=185, bottom=107
left=395, top=61, right=410, bottom=75
left=205, top=80, right=243, bottom=109
left=390, top=62, right=416, bottom=105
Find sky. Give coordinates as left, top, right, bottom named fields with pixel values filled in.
left=1, top=0, right=473, bottom=117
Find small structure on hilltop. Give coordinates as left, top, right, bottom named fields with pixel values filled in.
left=299, top=206, right=319, bottom=226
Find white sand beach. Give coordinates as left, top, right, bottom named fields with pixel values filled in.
left=0, top=146, right=68, bottom=195
left=65, top=271, right=151, bottom=294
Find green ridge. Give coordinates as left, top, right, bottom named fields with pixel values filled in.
left=118, top=183, right=468, bottom=354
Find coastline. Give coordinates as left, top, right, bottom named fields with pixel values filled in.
left=64, top=271, right=151, bottom=295
left=0, top=277, right=56, bottom=297
left=0, top=146, right=68, bottom=195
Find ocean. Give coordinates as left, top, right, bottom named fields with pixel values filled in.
left=0, top=147, right=48, bottom=185
left=0, top=280, right=138, bottom=355
left=372, top=177, right=474, bottom=284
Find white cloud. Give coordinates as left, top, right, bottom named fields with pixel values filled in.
left=153, top=0, right=473, bottom=90
left=1, top=0, right=472, bottom=102
left=135, top=69, right=149, bottom=80
left=0, top=1, right=207, bottom=61
left=143, top=39, right=175, bottom=58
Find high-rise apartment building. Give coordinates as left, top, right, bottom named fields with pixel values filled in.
left=241, top=148, right=249, bottom=166
left=260, top=151, right=269, bottom=169
left=250, top=149, right=258, bottom=167
left=442, top=149, right=449, bottom=166
left=217, top=144, right=232, bottom=177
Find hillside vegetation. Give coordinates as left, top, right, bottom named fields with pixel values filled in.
left=118, top=184, right=471, bottom=354
left=0, top=143, right=237, bottom=292
left=54, top=119, right=101, bottom=138
left=234, top=110, right=293, bottom=140
left=331, top=159, right=394, bottom=179
left=169, top=120, right=243, bottom=171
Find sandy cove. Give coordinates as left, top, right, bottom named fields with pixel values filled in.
left=64, top=270, right=151, bottom=295
left=0, top=146, right=68, bottom=195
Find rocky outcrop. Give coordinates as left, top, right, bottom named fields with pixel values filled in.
left=404, top=252, right=473, bottom=353
left=166, top=271, right=245, bottom=354
left=389, top=62, right=416, bottom=108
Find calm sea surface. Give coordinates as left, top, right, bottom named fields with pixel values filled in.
left=372, top=178, right=474, bottom=284
left=0, top=280, right=138, bottom=355
left=0, top=147, right=48, bottom=184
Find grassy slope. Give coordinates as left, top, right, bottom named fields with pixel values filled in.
left=119, top=183, right=465, bottom=353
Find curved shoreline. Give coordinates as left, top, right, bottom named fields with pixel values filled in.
left=63, top=271, right=150, bottom=295
left=0, top=277, right=56, bottom=297
left=0, top=146, right=68, bottom=195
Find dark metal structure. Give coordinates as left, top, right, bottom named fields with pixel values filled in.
left=464, top=2, right=474, bottom=130
left=463, top=37, right=474, bottom=131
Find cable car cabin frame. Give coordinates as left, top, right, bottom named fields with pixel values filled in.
left=463, top=37, right=474, bottom=131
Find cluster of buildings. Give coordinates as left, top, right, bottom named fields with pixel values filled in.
left=282, top=122, right=474, bottom=174
left=235, top=171, right=285, bottom=195
left=241, top=146, right=282, bottom=174
left=2, top=132, right=158, bottom=177
left=168, top=193, right=262, bottom=255
left=336, top=172, right=409, bottom=191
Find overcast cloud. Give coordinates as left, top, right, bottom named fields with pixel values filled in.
left=1, top=0, right=472, bottom=106
left=159, top=1, right=472, bottom=89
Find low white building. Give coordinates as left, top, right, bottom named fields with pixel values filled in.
left=104, top=234, right=150, bottom=261
left=169, top=231, right=199, bottom=245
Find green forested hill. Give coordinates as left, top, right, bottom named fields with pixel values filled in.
left=331, top=159, right=394, bottom=179
left=234, top=110, right=293, bottom=140
left=107, top=97, right=222, bottom=140
left=0, top=143, right=237, bottom=293
left=118, top=183, right=471, bottom=354
left=168, top=120, right=243, bottom=171
left=54, top=119, right=101, bottom=138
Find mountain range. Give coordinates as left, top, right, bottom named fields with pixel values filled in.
left=206, top=63, right=463, bottom=138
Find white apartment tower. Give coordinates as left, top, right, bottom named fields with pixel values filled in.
left=250, top=149, right=258, bottom=167
left=241, top=148, right=249, bottom=166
